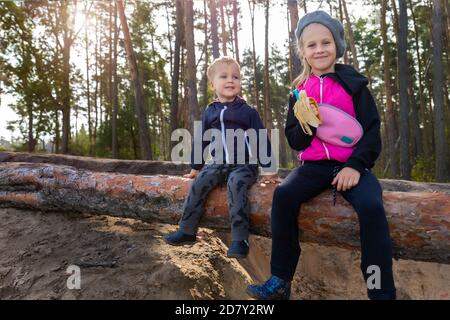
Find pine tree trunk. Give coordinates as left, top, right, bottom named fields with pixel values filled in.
left=84, top=3, right=93, bottom=157
left=93, top=11, right=99, bottom=156
left=232, top=0, right=240, bottom=64
left=432, top=0, right=449, bottom=181
left=287, top=0, right=300, bottom=81
left=61, top=1, right=72, bottom=154
left=338, top=0, right=349, bottom=64
left=408, top=81, right=423, bottom=159
left=226, top=3, right=234, bottom=57
left=201, top=0, right=209, bottom=108
left=111, top=1, right=119, bottom=159
left=219, top=0, right=227, bottom=56
left=54, top=111, right=60, bottom=154
left=117, top=0, right=152, bottom=160
left=150, top=32, right=166, bottom=160
left=27, top=93, right=34, bottom=153
left=108, top=0, right=113, bottom=136
left=209, top=0, right=220, bottom=59
left=183, top=0, right=199, bottom=131
left=170, top=0, right=183, bottom=149
left=263, top=0, right=271, bottom=129
left=381, top=0, right=399, bottom=178
left=248, top=0, right=261, bottom=113
left=409, top=0, right=430, bottom=157
left=342, top=0, right=359, bottom=70
left=398, top=0, right=411, bottom=179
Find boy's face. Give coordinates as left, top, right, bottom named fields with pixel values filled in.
left=211, top=62, right=241, bottom=102
left=300, top=23, right=337, bottom=75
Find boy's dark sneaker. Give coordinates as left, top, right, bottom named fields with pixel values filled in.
left=227, top=240, right=249, bottom=258
left=246, top=275, right=291, bottom=300
left=163, top=230, right=196, bottom=246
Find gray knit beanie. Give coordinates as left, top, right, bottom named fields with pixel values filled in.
left=295, top=10, right=346, bottom=59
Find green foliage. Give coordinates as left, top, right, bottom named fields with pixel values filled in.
left=0, top=0, right=448, bottom=178
left=411, top=155, right=436, bottom=182
left=70, top=125, right=90, bottom=156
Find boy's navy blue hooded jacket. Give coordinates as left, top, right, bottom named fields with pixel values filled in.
left=190, top=96, right=272, bottom=170
left=285, top=64, right=382, bottom=173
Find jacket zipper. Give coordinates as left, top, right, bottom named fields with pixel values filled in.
left=220, top=106, right=230, bottom=163
left=322, top=141, right=331, bottom=160
left=315, top=75, right=330, bottom=159
left=320, top=75, right=327, bottom=104
left=244, top=131, right=253, bottom=158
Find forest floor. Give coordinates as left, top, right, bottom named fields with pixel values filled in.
left=0, top=207, right=449, bottom=300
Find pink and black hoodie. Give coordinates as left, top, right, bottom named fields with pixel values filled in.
left=285, top=63, right=382, bottom=174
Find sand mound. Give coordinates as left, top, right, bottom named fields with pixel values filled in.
left=0, top=208, right=448, bottom=300
left=0, top=208, right=252, bottom=299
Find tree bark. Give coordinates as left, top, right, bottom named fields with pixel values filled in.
left=248, top=0, right=261, bottom=113
left=0, top=162, right=448, bottom=264
left=0, top=152, right=191, bottom=175
left=170, top=0, right=183, bottom=149
left=409, top=0, right=429, bottom=156
left=398, top=0, right=411, bottom=179
left=183, top=0, right=199, bottom=131
left=93, top=10, right=99, bottom=155
left=84, top=2, right=93, bottom=157
left=432, top=0, right=449, bottom=181
left=263, top=0, right=271, bottom=129
left=219, top=0, right=227, bottom=56
left=287, top=0, right=300, bottom=80
left=111, top=1, right=119, bottom=159
left=209, top=0, right=220, bottom=59
left=61, top=0, right=72, bottom=154
left=117, top=0, right=152, bottom=160
left=201, top=0, right=209, bottom=108
left=338, top=0, right=349, bottom=65
left=341, top=0, right=359, bottom=70
left=381, top=0, right=399, bottom=178
left=232, top=0, right=240, bottom=64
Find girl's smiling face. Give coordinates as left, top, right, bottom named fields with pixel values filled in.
left=211, top=62, right=241, bottom=102
left=300, top=23, right=337, bottom=75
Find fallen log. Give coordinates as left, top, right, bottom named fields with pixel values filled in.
left=0, top=151, right=191, bottom=176
left=0, top=162, right=449, bottom=264
left=2, top=152, right=449, bottom=192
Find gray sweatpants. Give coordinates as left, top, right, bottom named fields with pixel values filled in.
left=179, top=164, right=258, bottom=241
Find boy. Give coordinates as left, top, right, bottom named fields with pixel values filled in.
left=164, top=56, right=277, bottom=258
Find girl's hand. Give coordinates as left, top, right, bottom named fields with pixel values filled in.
left=183, top=169, right=199, bottom=179
left=331, top=167, right=360, bottom=191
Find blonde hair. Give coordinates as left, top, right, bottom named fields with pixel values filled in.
left=207, top=56, right=241, bottom=82
left=292, top=34, right=312, bottom=89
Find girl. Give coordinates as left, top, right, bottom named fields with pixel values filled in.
left=246, top=10, right=396, bottom=300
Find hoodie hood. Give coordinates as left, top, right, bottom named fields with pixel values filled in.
left=333, top=63, right=369, bottom=95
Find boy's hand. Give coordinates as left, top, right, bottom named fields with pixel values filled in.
left=331, top=167, right=360, bottom=191
left=183, top=169, right=199, bottom=179
left=259, top=174, right=282, bottom=185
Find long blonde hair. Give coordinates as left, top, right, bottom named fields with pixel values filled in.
left=292, top=34, right=311, bottom=89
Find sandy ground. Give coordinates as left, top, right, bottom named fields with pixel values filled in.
left=0, top=208, right=449, bottom=300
